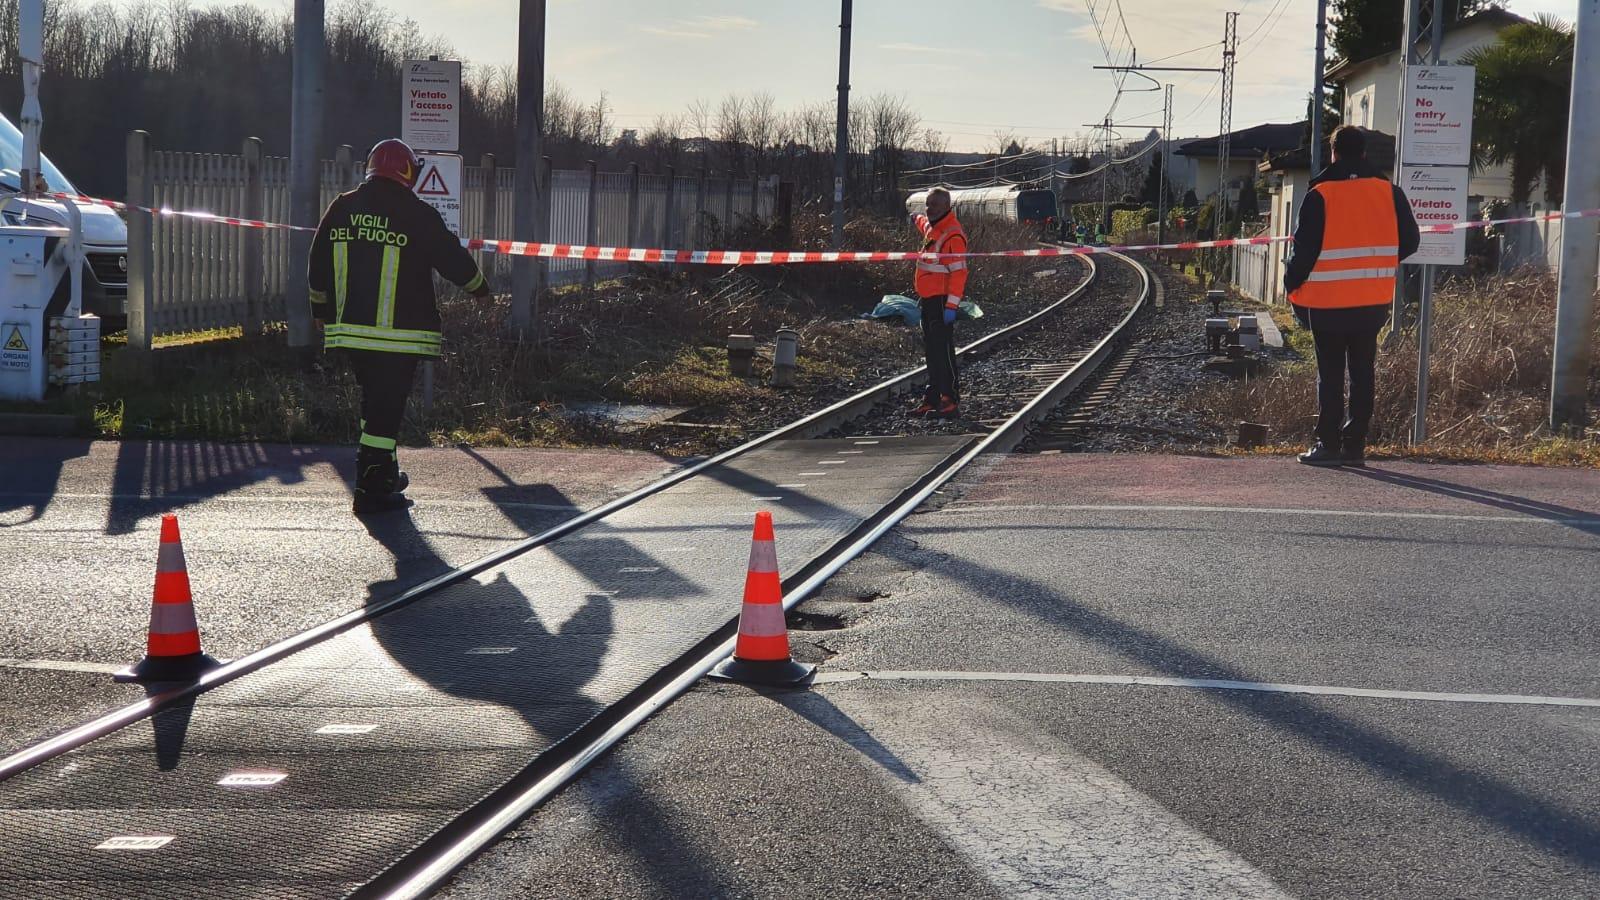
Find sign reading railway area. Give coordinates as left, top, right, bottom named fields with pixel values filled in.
left=1401, top=65, right=1476, bottom=167
left=402, top=59, right=461, bottom=153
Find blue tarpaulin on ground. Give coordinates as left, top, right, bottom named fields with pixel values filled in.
left=867, top=295, right=983, bottom=325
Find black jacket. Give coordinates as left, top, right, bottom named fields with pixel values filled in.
left=307, top=178, right=484, bottom=355
left=1284, top=158, right=1421, bottom=296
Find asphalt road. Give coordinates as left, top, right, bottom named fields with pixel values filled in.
left=0, top=437, right=676, bottom=756
left=439, top=454, right=1600, bottom=899
left=4, top=440, right=1597, bottom=898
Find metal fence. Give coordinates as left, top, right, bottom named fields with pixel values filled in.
left=126, top=134, right=779, bottom=340
left=1231, top=237, right=1276, bottom=305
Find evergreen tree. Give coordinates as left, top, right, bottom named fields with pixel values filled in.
left=1139, top=152, right=1173, bottom=207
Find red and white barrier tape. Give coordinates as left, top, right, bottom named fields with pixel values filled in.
left=42, top=190, right=1600, bottom=264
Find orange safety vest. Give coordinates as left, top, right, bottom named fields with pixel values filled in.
left=914, top=211, right=969, bottom=303
left=1290, top=177, right=1400, bottom=309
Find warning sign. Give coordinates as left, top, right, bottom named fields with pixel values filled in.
left=402, top=59, right=461, bottom=153
left=1, top=323, right=29, bottom=371
left=414, top=152, right=463, bottom=236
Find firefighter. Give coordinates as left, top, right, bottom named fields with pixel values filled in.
left=307, top=138, right=490, bottom=513
left=910, top=187, right=967, bottom=419
left=1286, top=125, right=1420, bottom=467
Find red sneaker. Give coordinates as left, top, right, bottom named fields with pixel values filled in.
left=936, top=396, right=960, bottom=419
left=909, top=399, right=938, bottom=417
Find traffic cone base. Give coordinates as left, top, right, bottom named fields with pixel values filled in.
left=113, top=651, right=221, bottom=684
left=708, top=654, right=815, bottom=687
left=708, top=510, right=816, bottom=688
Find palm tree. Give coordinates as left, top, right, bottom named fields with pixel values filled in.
left=1461, top=15, right=1575, bottom=206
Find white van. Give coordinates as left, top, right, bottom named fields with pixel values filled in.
left=0, top=113, right=129, bottom=326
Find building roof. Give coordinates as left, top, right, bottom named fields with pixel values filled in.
left=1324, top=8, right=1530, bottom=83
left=1174, top=122, right=1308, bottom=160
left=1258, top=130, right=1397, bottom=176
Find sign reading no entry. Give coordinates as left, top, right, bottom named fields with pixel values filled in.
left=1401, top=65, right=1476, bottom=167
left=402, top=59, right=461, bottom=153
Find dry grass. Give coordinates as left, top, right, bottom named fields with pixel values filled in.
left=1196, top=270, right=1600, bottom=465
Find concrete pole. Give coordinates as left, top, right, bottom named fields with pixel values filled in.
left=831, top=0, right=852, bottom=249
left=1551, top=0, right=1600, bottom=432
left=480, top=152, right=498, bottom=279
left=286, top=0, right=324, bottom=349
left=125, top=130, right=154, bottom=359
left=511, top=0, right=546, bottom=337
left=626, top=162, right=641, bottom=246
left=1309, top=0, right=1328, bottom=175
left=584, top=160, right=598, bottom=289
left=242, top=137, right=264, bottom=337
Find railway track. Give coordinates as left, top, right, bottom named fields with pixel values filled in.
left=0, top=249, right=1152, bottom=900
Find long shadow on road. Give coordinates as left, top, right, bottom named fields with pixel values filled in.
left=874, top=536, right=1600, bottom=871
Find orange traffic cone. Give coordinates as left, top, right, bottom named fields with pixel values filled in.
left=709, top=511, right=815, bottom=686
left=114, top=514, right=221, bottom=683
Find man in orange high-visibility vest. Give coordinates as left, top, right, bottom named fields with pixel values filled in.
left=1286, top=126, right=1420, bottom=467
left=911, top=188, right=968, bottom=419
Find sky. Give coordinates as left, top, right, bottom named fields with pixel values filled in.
left=154, top=0, right=1587, bottom=152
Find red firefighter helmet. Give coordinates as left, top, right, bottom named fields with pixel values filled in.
left=366, top=139, right=421, bottom=188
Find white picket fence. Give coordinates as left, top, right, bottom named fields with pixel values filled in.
left=1231, top=237, right=1276, bottom=305
left=126, top=135, right=778, bottom=339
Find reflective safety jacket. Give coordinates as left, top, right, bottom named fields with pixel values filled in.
left=1286, top=160, right=1419, bottom=310
left=913, top=210, right=969, bottom=309
left=307, top=178, right=485, bottom=356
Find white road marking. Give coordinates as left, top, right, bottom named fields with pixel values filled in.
left=314, top=724, right=377, bottom=735
left=797, top=472, right=828, bottom=476
left=218, top=771, right=287, bottom=787
left=775, top=484, right=807, bottom=489
left=95, top=835, right=173, bottom=851
left=939, top=502, right=1600, bottom=527
left=0, top=658, right=129, bottom=675
left=813, top=670, right=1600, bottom=708
left=819, top=692, right=1290, bottom=899
left=465, top=647, right=517, bottom=655
left=818, top=460, right=847, bottom=465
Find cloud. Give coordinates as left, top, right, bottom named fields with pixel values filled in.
left=641, top=13, right=758, bottom=40
left=879, top=41, right=981, bottom=56
left=641, top=26, right=713, bottom=39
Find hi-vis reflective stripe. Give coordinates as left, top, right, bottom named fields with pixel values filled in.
left=376, top=245, right=401, bottom=328
left=747, top=539, right=778, bottom=574
left=463, top=269, right=486, bottom=293
left=1318, top=245, right=1399, bottom=261
left=738, top=601, right=787, bottom=638
left=359, top=432, right=398, bottom=451
left=148, top=603, right=199, bottom=635
left=1305, top=267, right=1398, bottom=282
left=916, top=259, right=969, bottom=273
left=333, top=242, right=349, bottom=320
left=325, top=323, right=443, bottom=355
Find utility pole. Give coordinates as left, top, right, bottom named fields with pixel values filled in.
left=1309, top=0, right=1329, bottom=174
left=1158, top=83, right=1173, bottom=247
left=1217, top=11, right=1238, bottom=232
left=511, top=0, right=546, bottom=337
left=1393, top=0, right=1431, bottom=334
left=832, top=0, right=852, bottom=249
left=1550, top=0, right=1600, bottom=432
left=286, top=0, right=324, bottom=350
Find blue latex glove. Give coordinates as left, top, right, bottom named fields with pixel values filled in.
left=943, top=305, right=958, bottom=325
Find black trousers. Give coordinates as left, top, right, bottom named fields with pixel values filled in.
left=1301, top=304, right=1389, bottom=446
left=919, top=296, right=959, bottom=403
left=345, top=349, right=419, bottom=488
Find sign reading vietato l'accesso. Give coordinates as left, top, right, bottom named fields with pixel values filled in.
left=402, top=59, right=461, bottom=153
left=1401, top=65, right=1475, bottom=167
left=1401, top=165, right=1469, bottom=266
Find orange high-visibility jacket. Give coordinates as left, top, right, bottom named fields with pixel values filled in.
left=1289, top=178, right=1400, bottom=309
left=914, top=211, right=968, bottom=308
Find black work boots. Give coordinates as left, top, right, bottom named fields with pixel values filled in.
left=1298, top=439, right=1366, bottom=467
left=353, top=446, right=411, bottom=514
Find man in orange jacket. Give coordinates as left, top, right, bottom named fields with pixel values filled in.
left=1286, top=126, right=1420, bottom=466
left=911, top=188, right=968, bottom=418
